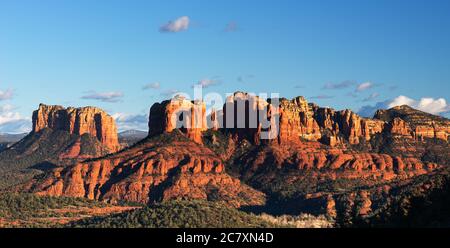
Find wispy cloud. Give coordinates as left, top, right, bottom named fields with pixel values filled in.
left=0, top=89, right=14, bottom=101
left=192, top=78, right=220, bottom=88
left=237, top=74, right=255, bottom=83
left=362, top=92, right=380, bottom=102
left=389, top=85, right=399, bottom=91
left=224, top=22, right=239, bottom=32
left=322, top=80, right=356, bottom=90
left=112, top=113, right=148, bottom=132
left=159, top=16, right=190, bottom=33
left=143, top=82, right=161, bottom=90
left=356, top=82, right=375, bottom=92
left=0, top=104, right=31, bottom=134
left=81, top=91, right=124, bottom=103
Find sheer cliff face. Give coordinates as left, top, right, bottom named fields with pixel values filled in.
left=32, top=104, right=120, bottom=152
left=148, top=97, right=207, bottom=144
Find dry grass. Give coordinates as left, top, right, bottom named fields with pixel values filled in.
left=258, top=213, right=335, bottom=228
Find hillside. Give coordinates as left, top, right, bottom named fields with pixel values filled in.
left=118, top=130, right=148, bottom=147
left=374, top=105, right=450, bottom=127
left=28, top=131, right=265, bottom=208
left=0, top=129, right=110, bottom=189
left=0, top=193, right=136, bottom=228
left=68, top=200, right=289, bottom=228
left=0, top=104, right=121, bottom=190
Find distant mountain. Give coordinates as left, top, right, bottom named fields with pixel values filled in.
left=0, top=133, right=27, bottom=143
left=374, top=105, right=450, bottom=128
left=118, top=130, right=148, bottom=146
left=0, top=133, right=27, bottom=152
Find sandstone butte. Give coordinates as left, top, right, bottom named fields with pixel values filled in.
left=148, top=92, right=449, bottom=146
left=148, top=96, right=207, bottom=144
left=26, top=92, right=449, bottom=214
left=32, top=103, right=121, bottom=153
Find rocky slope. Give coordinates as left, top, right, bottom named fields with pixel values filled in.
left=118, top=130, right=148, bottom=147
left=27, top=131, right=264, bottom=208
left=374, top=105, right=450, bottom=141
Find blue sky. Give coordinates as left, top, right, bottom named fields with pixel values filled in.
left=1, top=0, right=449, bottom=133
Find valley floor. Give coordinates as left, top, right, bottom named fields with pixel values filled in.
left=0, top=193, right=333, bottom=228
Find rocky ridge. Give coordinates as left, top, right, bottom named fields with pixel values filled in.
left=27, top=131, right=264, bottom=208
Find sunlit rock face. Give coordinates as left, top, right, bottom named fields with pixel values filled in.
left=32, top=103, right=120, bottom=152
left=148, top=96, right=207, bottom=144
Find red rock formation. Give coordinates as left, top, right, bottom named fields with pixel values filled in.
left=222, top=92, right=272, bottom=144
left=239, top=141, right=439, bottom=183
left=357, top=191, right=372, bottom=216
left=362, top=119, right=385, bottom=141
left=314, top=107, right=384, bottom=145
left=148, top=96, right=207, bottom=144
left=336, top=110, right=364, bottom=144
left=278, top=97, right=321, bottom=144
left=374, top=105, right=450, bottom=142
left=414, top=124, right=450, bottom=141
left=29, top=133, right=265, bottom=208
left=387, top=118, right=413, bottom=137
left=32, top=104, right=120, bottom=152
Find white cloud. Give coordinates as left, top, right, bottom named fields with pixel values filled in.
left=358, top=95, right=450, bottom=117
left=81, top=91, right=124, bottom=103
left=387, top=95, right=416, bottom=108
left=112, top=113, right=148, bottom=132
left=356, top=82, right=374, bottom=92
left=0, top=104, right=31, bottom=134
left=388, top=95, right=449, bottom=115
left=159, top=16, right=190, bottom=33
left=0, top=89, right=14, bottom=101
left=143, top=82, right=161, bottom=90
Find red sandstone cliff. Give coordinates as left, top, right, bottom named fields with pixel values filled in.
left=32, top=104, right=120, bottom=152
left=148, top=96, right=207, bottom=144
